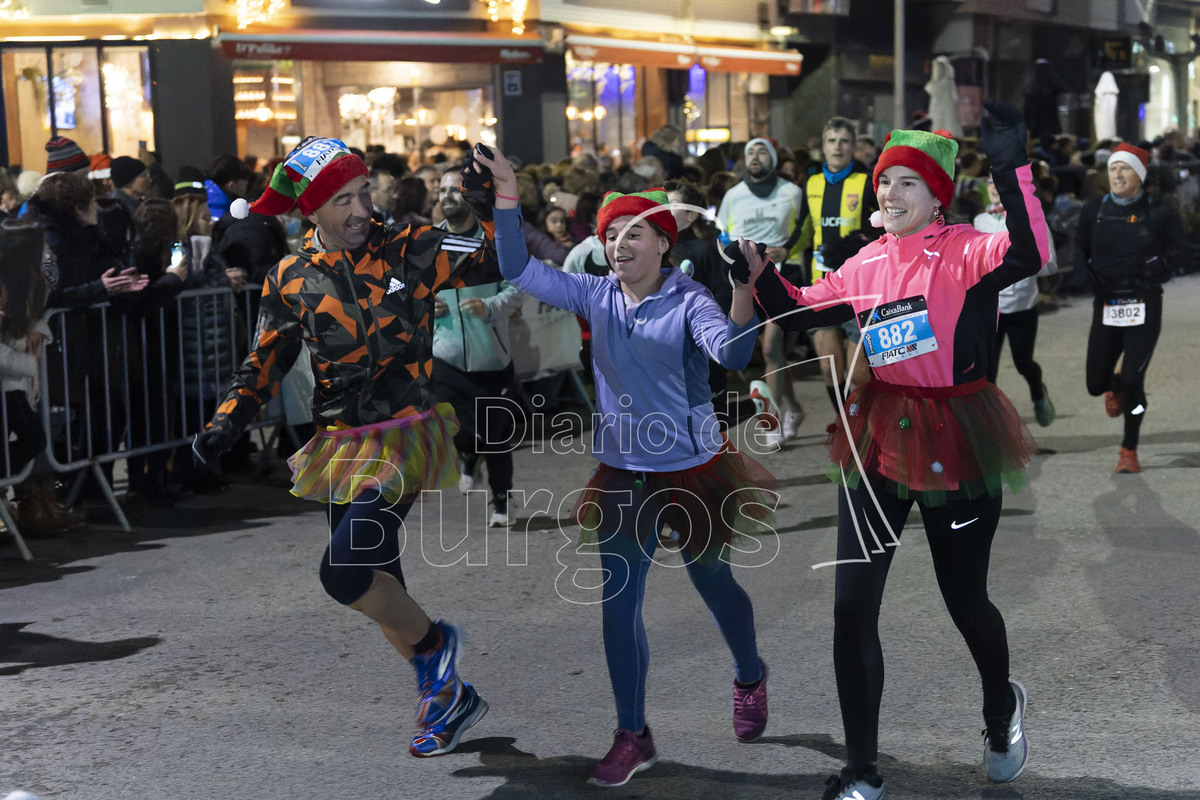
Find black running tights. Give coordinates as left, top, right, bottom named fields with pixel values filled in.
left=987, top=307, right=1044, bottom=402
left=1085, top=294, right=1162, bottom=450
left=833, top=472, right=1015, bottom=773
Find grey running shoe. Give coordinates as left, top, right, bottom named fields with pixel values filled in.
left=984, top=680, right=1029, bottom=782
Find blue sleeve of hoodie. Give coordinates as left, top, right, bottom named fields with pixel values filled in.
left=495, top=206, right=594, bottom=319
left=686, top=289, right=759, bottom=370
left=495, top=206, right=531, bottom=280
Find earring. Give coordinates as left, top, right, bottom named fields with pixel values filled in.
left=933, top=205, right=945, bottom=225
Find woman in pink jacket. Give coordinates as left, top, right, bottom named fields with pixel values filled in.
left=740, top=104, right=1047, bottom=800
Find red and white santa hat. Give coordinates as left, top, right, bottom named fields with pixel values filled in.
left=1107, top=143, right=1148, bottom=182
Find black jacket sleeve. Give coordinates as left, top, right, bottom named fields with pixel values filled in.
left=753, top=264, right=855, bottom=333
left=977, top=164, right=1046, bottom=293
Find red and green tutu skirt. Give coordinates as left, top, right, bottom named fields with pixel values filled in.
left=827, top=377, right=1036, bottom=506
left=570, top=437, right=778, bottom=559
left=288, top=403, right=461, bottom=505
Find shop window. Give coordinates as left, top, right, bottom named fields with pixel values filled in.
left=680, top=68, right=755, bottom=154
left=233, top=61, right=300, bottom=161
left=566, top=57, right=636, bottom=160
left=101, top=48, right=155, bottom=158
left=50, top=49, right=103, bottom=156
left=2, top=44, right=151, bottom=173
left=333, top=83, right=495, bottom=160
left=2, top=48, right=49, bottom=171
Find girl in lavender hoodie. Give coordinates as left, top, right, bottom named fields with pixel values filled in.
left=471, top=145, right=777, bottom=787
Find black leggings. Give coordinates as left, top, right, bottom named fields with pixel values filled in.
left=833, top=472, right=1014, bottom=772
left=1085, top=294, right=1163, bottom=450
left=987, top=308, right=1044, bottom=402
left=431, top=358, right=516, bottom=496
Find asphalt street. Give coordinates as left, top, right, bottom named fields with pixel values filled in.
left=3, top=274, right=1200, bottom=800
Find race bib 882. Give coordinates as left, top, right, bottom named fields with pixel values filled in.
left=858, top=295, right=939, bottom=368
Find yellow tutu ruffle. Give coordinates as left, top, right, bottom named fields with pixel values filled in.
left=288, top=403, right=461, bottom=504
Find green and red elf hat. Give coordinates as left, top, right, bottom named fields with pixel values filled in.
left=238, top=137, right=367, bottom=218
left=872, top=128, right=959, bottom=209
left=596, top=188, right=678, bottom=245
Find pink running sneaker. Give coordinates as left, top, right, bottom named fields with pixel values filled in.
left=588, top=727, right=658, bottom=787
left=733, top=660, right=768, bottom=742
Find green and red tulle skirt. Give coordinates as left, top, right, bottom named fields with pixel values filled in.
left=570, top=437, right=778, bottom=559
left=288, top=403, right=461, bottom=504
left=827, top=377, right=1037, bottom=506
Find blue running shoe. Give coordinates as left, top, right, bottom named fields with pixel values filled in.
left=410, top=620, right=464, bottom=725
left=409, top=682, right=489, bottom=757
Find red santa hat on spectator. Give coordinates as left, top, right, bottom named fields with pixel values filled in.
left=1107, top=143, right=1148, bottom=182
left=88, top=154, right=112, bottom=181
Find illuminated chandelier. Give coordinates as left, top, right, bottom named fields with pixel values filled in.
left=481, top=0, right=527, bottom=35
left=0, top=0, right=30, bottom=19
left=236, top=0, right=287, bottom=30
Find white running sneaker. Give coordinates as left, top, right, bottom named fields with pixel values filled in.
left=782, top=407, right=805, bottom=440
left=457, top=456, right=483, bottom=494
left=820, top=768, right=885, bottom=800
left=984, top=680, right=1029, bottom=782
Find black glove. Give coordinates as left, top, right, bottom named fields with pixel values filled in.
left=459, top=144, right=496, bottom=222
left=723, top=241, right=768, bottom=285
left=193, top=429, right=235, bottom=469
left=980, top=101, right=1028, bottom=172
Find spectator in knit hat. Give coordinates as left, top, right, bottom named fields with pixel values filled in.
left=109, top=156, right=151, bottom=217
left=44, top=137, right=89, bottom=175
left=715, top=136, right=809, bottom=445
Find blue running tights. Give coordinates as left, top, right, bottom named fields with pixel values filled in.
left=598, top=533, right=762, bottom=733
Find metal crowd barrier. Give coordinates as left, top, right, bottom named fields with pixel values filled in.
left=2, top=284, right=295, bottom=561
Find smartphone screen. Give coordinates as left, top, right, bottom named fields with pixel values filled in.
left=170, top=242, right=185, bottom=268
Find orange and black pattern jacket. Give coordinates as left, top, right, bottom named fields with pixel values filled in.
left=210, top=220, right=500, bottom=436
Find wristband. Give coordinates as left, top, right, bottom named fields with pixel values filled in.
left=495, top=193, right=519, bottom=202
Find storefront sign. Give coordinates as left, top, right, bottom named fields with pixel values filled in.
left=292, top=0, right=473, bottom=9
left=565, top=35, right=801, bottom=76
left=503, top=70, right=522, bottom=96
left=220, top=30, right=544, bottom=64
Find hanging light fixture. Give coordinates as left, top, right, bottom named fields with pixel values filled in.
left=0, top=0, right=30, bottom=18
left=237, top=0, right=288, bottom=30
left=479, top=0, right=526, bottom=36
